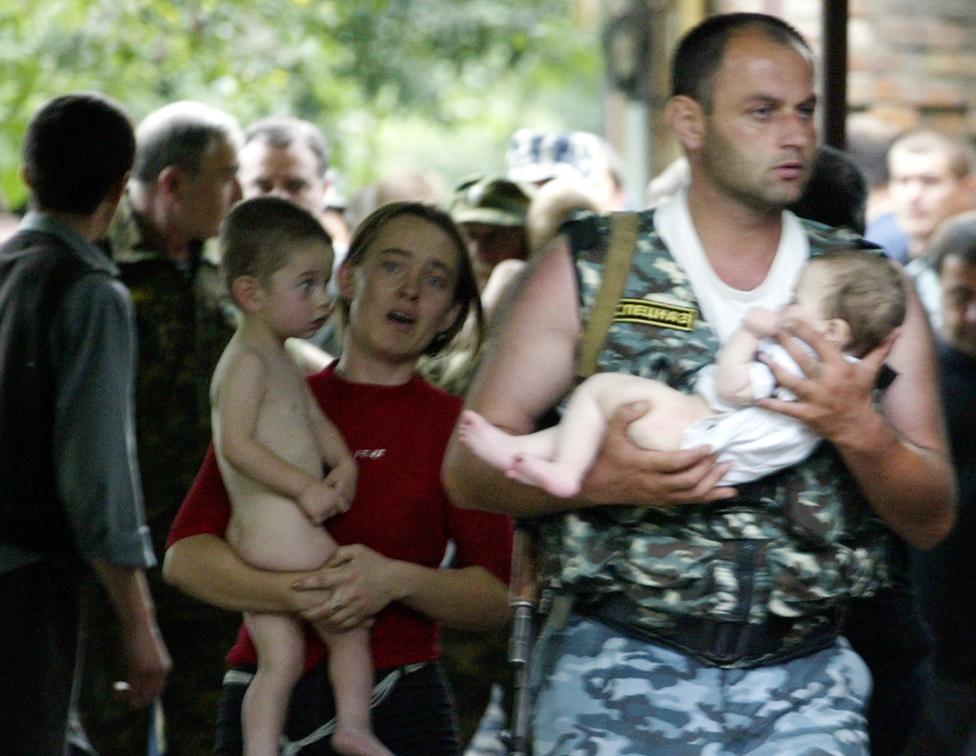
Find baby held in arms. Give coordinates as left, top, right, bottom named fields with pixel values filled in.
left=460, top=249, right=906, bottom=497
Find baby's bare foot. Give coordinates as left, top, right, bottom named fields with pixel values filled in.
left=458, top=410, right=522, bottom=471
left=510, top=454, right=581, bottom=498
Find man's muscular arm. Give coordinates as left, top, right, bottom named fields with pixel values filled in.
left=760, top=283, right=955, bottom=549
left=442, top=236, right=734, bottom=516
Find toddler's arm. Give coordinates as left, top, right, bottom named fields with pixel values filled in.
left=713, top=307, right=778, bottom=404
left=305, top=389, right=357, bottom=515
left=214, top=350, right=336, bottom=524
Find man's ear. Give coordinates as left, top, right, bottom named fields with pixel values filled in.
left=19, top=165, right=33, bottom=192
left=232, top=275, right=264, bottom=313
left=107, top=172, right=130, bottom=206
left=666, top=95, right=706, bottom=152
left=958, top=173, right=976, bottom=206
left=824, top=318, right=851, bottom=350
left=157, top=165, right=183, bottom=200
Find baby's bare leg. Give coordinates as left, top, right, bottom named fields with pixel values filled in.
left=458, top=409, right=558, bottom=472
left=510, top=372, right=712, bottom=497
left=242, top=614, right=307, bottom=755
left=313, top=624, right=392, bottom=756
left=508, top=373, right=637, bottom=496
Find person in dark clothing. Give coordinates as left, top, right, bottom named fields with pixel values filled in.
left=788, top=144, right=936, bottom=756
left=0, top=92, right=170, bottom=755
left=906, top=211, right=976, bottom=756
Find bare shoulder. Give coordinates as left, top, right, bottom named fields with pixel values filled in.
left=210, top=337, right=270, bottom=403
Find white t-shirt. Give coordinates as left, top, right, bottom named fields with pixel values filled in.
left=653, top=190, right=816, bottom=485
left=653, top=188, right=810, bottom=344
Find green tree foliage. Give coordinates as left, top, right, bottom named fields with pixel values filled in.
left=0, top=0, right=602, bottom=208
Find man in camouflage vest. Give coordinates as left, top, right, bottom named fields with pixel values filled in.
left=444, top=13, right=955, bottom=755
left=77, top=102, right=243, bottom=755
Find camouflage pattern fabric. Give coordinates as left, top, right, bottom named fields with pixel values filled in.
left=76, top=194, right=242, bottom=755
left=531, top=613, right=870, bottom=755
left=534, top=210, right=891, bottom=652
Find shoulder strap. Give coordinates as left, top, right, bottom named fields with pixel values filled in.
left=575, top=211, right=638, bottom=379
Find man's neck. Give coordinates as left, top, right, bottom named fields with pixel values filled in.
left=40, top=208, right=104, bottom=243
left=128, top=185, right=194, bottom=262
left=686, top=183, right=784, bottom=290
left=906, top=235, right=929, bottom=260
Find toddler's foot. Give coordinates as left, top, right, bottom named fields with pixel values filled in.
left=332, top=726, right=393, bottom=756
left=457, top=410, right=522, bottom=471
left=508, top=454, right=581, bottom=498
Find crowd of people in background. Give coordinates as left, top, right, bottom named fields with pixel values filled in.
left=1, top=9, right=975, bottom=756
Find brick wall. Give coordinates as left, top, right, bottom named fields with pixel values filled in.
left=714, top=0, right=976, bottom=139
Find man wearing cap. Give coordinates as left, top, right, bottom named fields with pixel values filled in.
left=451, top=174, right=534, bottom=289
left=417, top=176, right=533, bottom=398
left=506, top=128, right=628, bottom=211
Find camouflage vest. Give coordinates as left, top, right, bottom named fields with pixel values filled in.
left=536, top=209, right=891, bottom=631
left=108, top=194, right=238, bottom=556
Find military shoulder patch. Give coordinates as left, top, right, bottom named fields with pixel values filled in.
left=614, top=298, right=697, bottom=331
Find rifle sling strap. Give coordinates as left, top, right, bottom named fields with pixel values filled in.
left=575, top=211, right=638, bottom=380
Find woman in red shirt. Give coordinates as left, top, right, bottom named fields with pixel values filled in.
left=164, top=202, right=513, bottom=755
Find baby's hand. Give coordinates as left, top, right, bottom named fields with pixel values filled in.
left=742, top=307, right=778, bottom=338
left=298, top=479, right=347, bottom=524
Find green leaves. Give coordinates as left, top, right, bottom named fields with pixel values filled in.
left=0, top=0, right=601, bottom=209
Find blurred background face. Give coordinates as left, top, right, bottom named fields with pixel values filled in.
left=238, top=138, right=326, bottom=215
left=461, top=222, right=528, bottom=289
left=939, top=253, right=976, bottom=357
left=889, top=150, right=973, bottom=251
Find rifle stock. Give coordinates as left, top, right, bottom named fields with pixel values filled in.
left=507, top=526, right=540, bottom=755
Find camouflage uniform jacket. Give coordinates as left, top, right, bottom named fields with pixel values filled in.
left=536, top=209, right=891, bottom=638
left=78, top=196, right=243, bottom=756
left=108, top=194, right=238, bottom=556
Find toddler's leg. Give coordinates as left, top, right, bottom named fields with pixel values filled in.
left=457, top=410, right=557, bottom=471
left=314, top=624, right=392, bottom=756
left=242, top=613, right=306, bottom=756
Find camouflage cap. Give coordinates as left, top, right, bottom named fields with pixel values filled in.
left=506, top=128, right=602, bottom=184
left=450, top=175, right=534, bottom=227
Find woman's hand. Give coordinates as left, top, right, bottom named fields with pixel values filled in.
left=291, top=544, right=400, bottom=630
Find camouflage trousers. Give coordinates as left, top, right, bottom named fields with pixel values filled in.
left=531, top=613, right=871, bottom=755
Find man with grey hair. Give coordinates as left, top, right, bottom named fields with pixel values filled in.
left=77, top=101, right=244, bottom=755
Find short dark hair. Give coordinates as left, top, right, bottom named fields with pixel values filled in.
left=811, top=250, right=906, bottom=357
left=220, top=196, right=333, bottom=299
left=671, top=13, right=811, bottom=110
left=132, top=101, right=241, bottom=184
left=788, top=145, right=868, bottom=234
left=340, top=202, right=484, bottom=357
left=243, top=116, right=330, bottom=178
left=23, top=92, right=135, bottom=215
left=931, top=210, right=976, bottom=273
left=889, top=130, right=976, bottom=181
